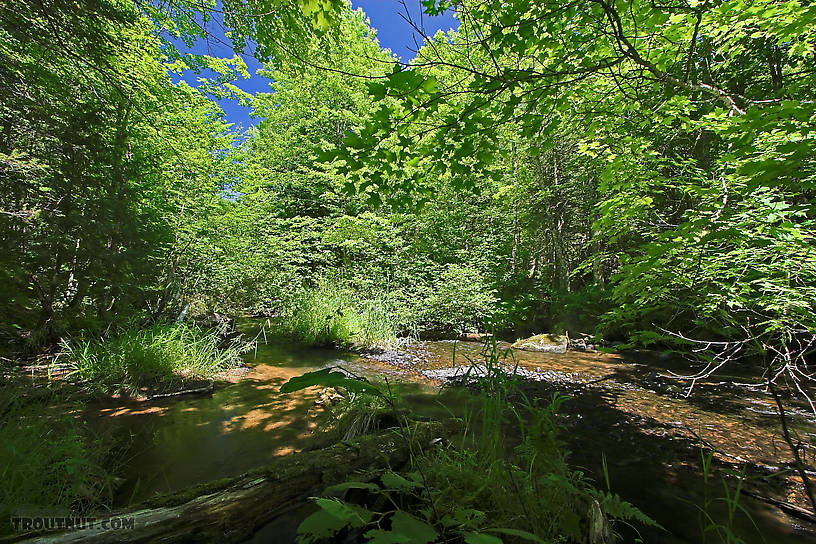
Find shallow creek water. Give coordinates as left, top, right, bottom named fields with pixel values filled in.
left=86, top=342, right=402, bottom=505
left=86, top=323, right=816, bottom=543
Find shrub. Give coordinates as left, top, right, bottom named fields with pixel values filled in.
left=421, top=264, right=499, bottom=335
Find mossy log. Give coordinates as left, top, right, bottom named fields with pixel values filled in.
left=9, top=420, right=459, bottom=544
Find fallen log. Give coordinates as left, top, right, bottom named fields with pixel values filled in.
left=742, top=490, right=816, bottom=525
left=6, top=420, right=458, bottom=544
left=145, top=383, right=215, bottom=400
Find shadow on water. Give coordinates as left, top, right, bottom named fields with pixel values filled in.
left=87, top=340, right=368, bottom=506
left=388, top=340, right=816, bottom=543
left=391, top=380, right=815, bottom=543
left=83, top=323, right=816, bottom=543
left=515, top=380, right=816, bottom=543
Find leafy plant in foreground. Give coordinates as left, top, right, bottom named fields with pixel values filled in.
left=280, top=339, right=658, bottom=543
left=279, top=367, right=398, bottom=440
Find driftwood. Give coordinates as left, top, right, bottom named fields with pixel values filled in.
left=742, top=490, right=816, bottom=525
left=145, top=383, right=215, bottom=400
left=8, top=420, right=458, bottom=544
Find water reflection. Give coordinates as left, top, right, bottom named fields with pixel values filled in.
left=84, top=323, right=816, bottom=542
left=88, top=341, right=362, bottom=505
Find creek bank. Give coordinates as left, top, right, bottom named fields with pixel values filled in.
left=357, top=339, right=816, bottom=540
left=4, top=359, right=254, bottom=403
left=2, top=317, right=255, bottom=404
left=32, top=324, right=813, bottom=543
left=5, top=421, right=460, bottom=544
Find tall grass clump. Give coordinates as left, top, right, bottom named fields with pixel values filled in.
left=63, top=323, right=244, bottom=394
left=283, top=278, right=404, bottom=349
left=415, top=340, right=599, bottom=539
left=0, top=390, right=113, bottom=536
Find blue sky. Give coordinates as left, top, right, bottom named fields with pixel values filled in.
left=172, top=1, right=458, bottom=130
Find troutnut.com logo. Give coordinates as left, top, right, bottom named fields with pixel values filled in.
left=11, top=516, right=135, bottom=532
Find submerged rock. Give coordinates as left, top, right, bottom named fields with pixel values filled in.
left=420, top=364, right=573, bottom=386
left=361, top=349, right=423, bottom=367
left=458, top=332, right=494, bottom=341
left=511, top=333, right=569, bottom=353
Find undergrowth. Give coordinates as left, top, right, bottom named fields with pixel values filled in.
left=327, top=389, right=396, bottom=441
left=0, top=388, right=115, bottom=536
left=281, top=339, right=659, bottom=543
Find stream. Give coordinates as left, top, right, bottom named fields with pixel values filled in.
left=86, top=320, right=816, bottom=543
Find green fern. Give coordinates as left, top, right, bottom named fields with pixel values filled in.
left=592, top=490, right=663, bottom=529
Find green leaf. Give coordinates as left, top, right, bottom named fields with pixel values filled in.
left=486, top=527, right=548, bottom=543
left=381, top=471, right=422, bottom=490
left=594, top=490, right=663, bottom=528
left=463, top=532, right=503, bottom=544
left=365, top=511, right=438, bottom=544
left=297, top=498, right=373, bottom=543
left=280, top=368, right=383, bottom=397
left=369, top=82, right=387, bottom=100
